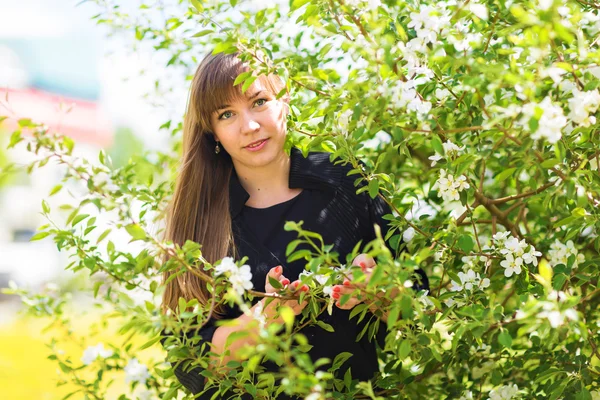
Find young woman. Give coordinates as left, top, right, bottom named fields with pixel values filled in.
left=161, top=51, right=429, bottom=399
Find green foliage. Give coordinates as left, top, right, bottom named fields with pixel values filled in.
left=1, top=0, right=600, bottom=399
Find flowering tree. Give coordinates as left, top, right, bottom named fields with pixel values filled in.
left=2, top=0, right=600, bottom=399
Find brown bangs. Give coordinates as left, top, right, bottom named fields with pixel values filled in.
left=194, top=52, right=287, bottom=133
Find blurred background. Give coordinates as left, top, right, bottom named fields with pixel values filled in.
left=0, top=0, right=187, bottom=397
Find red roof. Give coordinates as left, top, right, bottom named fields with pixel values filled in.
left=1, top=88, right=113, bottom=148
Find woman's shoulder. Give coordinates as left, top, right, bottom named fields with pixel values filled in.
left=289, top=147, right=360, bottom=193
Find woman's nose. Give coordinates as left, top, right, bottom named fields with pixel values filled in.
left=239, top=111, right=260, bottom=134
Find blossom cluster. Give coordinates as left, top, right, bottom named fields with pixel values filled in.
left=488, top=384, right=519, bottom=400
left=81, top=343, right=113, bottom=365
left=520, top=97, right=567, bottom=144
left=492, top=232, right=541, bottom=277
left=378, top=78, right=432, bottom=117
left=124, top=358, right=151, bottom=385
left=432, top=169, right=470, bottom=202
left=548, top=239, right=585, bottom=269
left=429, top=140, right=465, bottom=166
left=214, top=257, right=254, bottom=297
left=299, top=268, right=334, bottom=299
left=450, top=269, right=490, bottom=292
left=535, top=290, right=579, bottom=328
left=568, top=88, right=600, bottom=127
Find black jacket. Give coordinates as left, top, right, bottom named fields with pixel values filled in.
left=168, top=148, right=429, bottom=398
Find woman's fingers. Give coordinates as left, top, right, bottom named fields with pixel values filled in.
left=265, top=265, right=284, bottom=293
left=351, top=253, right=376, bottom=272
left=335, top=296, right=362, bottom=310
left=332, top=283, right=370, bottom=310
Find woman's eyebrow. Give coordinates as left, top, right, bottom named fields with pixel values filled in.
left=247, top=90, right=264, bottom=100
left=215, top=90, right=265, bottom=111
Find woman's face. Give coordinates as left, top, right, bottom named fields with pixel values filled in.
left=210, top=80, right=288, bottom=170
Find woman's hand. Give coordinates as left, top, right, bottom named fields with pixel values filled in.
left=332, top=254, right=379, bottom=310
left=263, top=265, right=309, bottom=317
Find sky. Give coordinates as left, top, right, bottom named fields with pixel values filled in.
left=0, top=0, right=186, bottom=150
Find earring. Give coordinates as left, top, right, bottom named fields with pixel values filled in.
left=215, top=141, right=221, bottom=154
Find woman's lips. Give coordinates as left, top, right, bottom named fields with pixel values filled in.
left=245, top=138, right=268, bottom=151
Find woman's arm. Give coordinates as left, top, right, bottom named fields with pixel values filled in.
left=209, top=266, right=308, bottom=369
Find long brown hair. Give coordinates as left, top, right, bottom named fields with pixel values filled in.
left=161, top=52, right=287, bottom=318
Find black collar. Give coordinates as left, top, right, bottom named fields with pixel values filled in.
left=228, top=147, right=343, bottom=218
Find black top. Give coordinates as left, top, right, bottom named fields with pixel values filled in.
left=169, top=148, right=429, bottom=398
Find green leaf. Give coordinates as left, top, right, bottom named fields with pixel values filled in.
left=495, top=167, right=516, bottom=182
left=387, top=306, right=400, bottom=329
left=431, top=135, right=443, bottom=154
left=71, top=214, right=89, bottom=227
left=398, top=340, right=411, bottom=359
left=575, top=387, right=592, bottom=400
left=541, top=158, right=560, bottom=168
left=498, top=330, right=512, bottom=349
left=190, top=0, right=203, bottom=12
left=49, top=184, right=63, bottom=196
left=241, top=76, right=257, bottom=93
left=368, top=179, right=379, bottom=199
left=30, top=232, right=50, bottom=241
left=286, top=239, right=303, bottom=256
left=367, top=264, right=384, bottom=288
left=41, top=200, right=50, bottom=214
left=316, top=320, right=335, bottom=332
left=138, top=336, right=162, bottom=351
left=331, top=352, right=353, bottom=371
left=125, top=224, right=147, bottom=241
left=457, top=234, right=475, bottom=253
left=192, top=29, right=214, bottom=37
left=280, top=306, right=294, bottom=333
left=233, top=71, right=252, bottom=86
left=96, top=229, right=111, bottom=244
left=268, top=275, right=283, bottom=289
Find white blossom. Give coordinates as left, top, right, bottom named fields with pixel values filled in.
left=568, top=88, right=600, bottom=127
left=136, top=389, right=155, bottom=400
left=450, top=269, right=490, bottom=292
left=548, top=239, right=585, bottom=269
left=81, top=343, right=113, bottom=365
left=492, top=231, right=510, bottom=243
left=403, top=227, right=416, bottom=242
left=501, top=237, right=528, bottom=259
left=521, top=97, right=567, bottom=144
left=252, top=299, right=267, bottom=330
left=124, top=358, right=150, bottom=386
left=590, top=390, right=600, bottom=400
left=499, top=253, right=523, bottom=277
left=469, top=1, right=488, bottom=20
left=432, top=169, right=470, bottom=202
left=521, top=246, right=542, bottom=266
left=408, top=5, right=452, bottom=45
left=337, top=109, right=353, bottom=133
left=488, top=384, right=519, bottom=400
left=417, top=290, right=434, bottom=308
left=538, top=0, right=553, bottom=11
left=537, top=302, right=578, bottom=328
left=429, top=154, right=443, bottom=166
left=444, top=296, right=466, bottom=308
left=459, top=390, right=475, bottom=400
left=435, top=88, right=451, bottom=100
left=442, top=140, right=465, bottom=158
left=541, top=67, right=567, bottom=84
left=214, top=257, right=254, bottom=296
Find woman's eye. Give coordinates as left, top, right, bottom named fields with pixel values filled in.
left=219, top=111, right=233, bottom=120
left=254, top=98, right=267, bottom=107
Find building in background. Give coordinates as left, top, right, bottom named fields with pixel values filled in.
left=0, top=32, right=113, bottom=291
